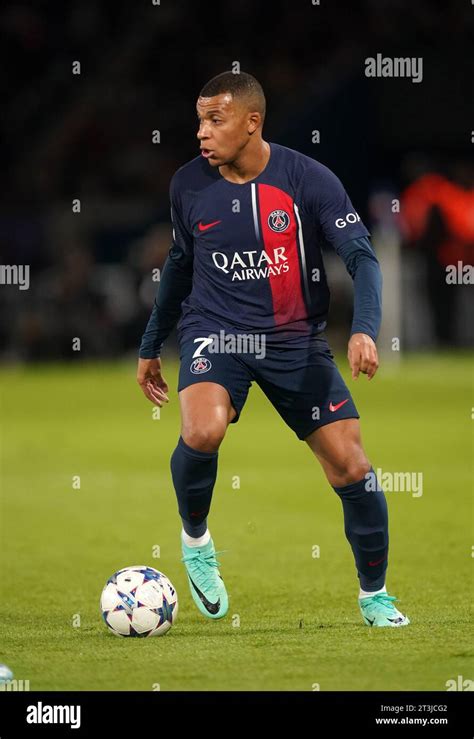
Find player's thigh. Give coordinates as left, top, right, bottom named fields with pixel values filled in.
left=177, top=332, right=253, bottom=451
left=254, top=335, right=359, bottom=442
left=305, top=418, right=370, bottom=486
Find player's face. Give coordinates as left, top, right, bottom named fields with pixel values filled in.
left=196, top=93, right=252, bottom=166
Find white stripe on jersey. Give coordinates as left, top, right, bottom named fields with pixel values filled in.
left=294, top=203, right=311, bottom=306
left=251, top=183, right=260, bottom=241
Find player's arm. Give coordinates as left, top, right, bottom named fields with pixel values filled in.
left=335, top=236, right=382, bottom=380
left=303, top=163, right=382, bottom=380
left=137, top=177, right=194, bottom=405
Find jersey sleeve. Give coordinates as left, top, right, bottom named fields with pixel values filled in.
left=301, top=163, right=382, bottom=342
left=301, top=162, right=370, bottom=249
left=138, top=176, right=194, bottom=359
left=336, top=236, right=383, bottom=342
left=168, top=174, right=194, bottom=265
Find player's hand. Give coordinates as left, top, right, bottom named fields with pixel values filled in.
left=137, top=357, right=170, bottom=406
left=347, top=333, right=379, bottom=380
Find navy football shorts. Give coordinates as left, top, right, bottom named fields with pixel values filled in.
left=177, top=328, right=359, bottom=441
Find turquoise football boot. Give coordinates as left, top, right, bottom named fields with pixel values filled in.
left=359, top=592, right=410, bottom=627
left=181, top=535, right=229, bottom=619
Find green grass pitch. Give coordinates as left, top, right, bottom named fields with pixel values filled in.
left=0, top=352, right=472, bottom=691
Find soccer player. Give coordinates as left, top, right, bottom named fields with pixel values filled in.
left=137, top=71, right=410, bottom=628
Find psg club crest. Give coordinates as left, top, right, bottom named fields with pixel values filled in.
left=268, top=209, right=290, bottom=232
left=190, top=357, right=212, bottom=374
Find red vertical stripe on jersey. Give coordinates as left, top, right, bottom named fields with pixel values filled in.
left=257, top=183, right=306, bottom=325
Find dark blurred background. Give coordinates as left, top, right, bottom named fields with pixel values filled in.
left=1, top=0, right=472, bottom=361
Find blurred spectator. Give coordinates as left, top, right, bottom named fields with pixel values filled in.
left=400, top=165, right=474, bottom=346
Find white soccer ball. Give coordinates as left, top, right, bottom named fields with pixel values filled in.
left=100, top=565, right=178, bottom=637
left=0, top=665, right=13, bottom=684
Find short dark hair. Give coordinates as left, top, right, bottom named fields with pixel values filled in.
left=199, top=71, right=266, bottom=124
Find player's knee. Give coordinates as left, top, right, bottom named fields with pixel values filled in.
left=181, top=424, right=226, bottom=453
left=326, top=450, right=370, bottom=487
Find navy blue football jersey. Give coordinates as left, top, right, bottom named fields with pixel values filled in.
left=168, top=142, right=370, bottom=344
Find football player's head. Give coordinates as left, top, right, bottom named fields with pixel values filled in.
left=196, top=71, right=266, bottom=167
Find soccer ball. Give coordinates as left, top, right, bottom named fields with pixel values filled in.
left=0, top=665, right=13, bottom=684
left=100, top=565, right=178, bottom=637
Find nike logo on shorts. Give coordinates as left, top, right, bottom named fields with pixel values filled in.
left=329, top=399, right=349, bottom=412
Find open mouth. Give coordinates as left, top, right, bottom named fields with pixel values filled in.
left=201, top=149, right=215, bottom=159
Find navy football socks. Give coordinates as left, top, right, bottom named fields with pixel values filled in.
left=170, top=436, right=218, bottom=538
left=333, top=467, right=389, bottom=591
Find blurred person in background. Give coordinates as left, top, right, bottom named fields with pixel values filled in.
left=400, top=160, right=474, bottom=346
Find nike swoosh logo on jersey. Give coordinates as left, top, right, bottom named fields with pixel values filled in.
left=188, top=575, right=221, bottom=614
left=329, top=399, right=349, bottom=412
left=198, top=220, right=222, bottom=231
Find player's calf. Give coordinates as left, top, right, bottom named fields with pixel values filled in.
left=306, top=419, right=409, bottom=623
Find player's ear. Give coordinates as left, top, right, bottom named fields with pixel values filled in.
left=247, top=111, right=261, bottom=134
